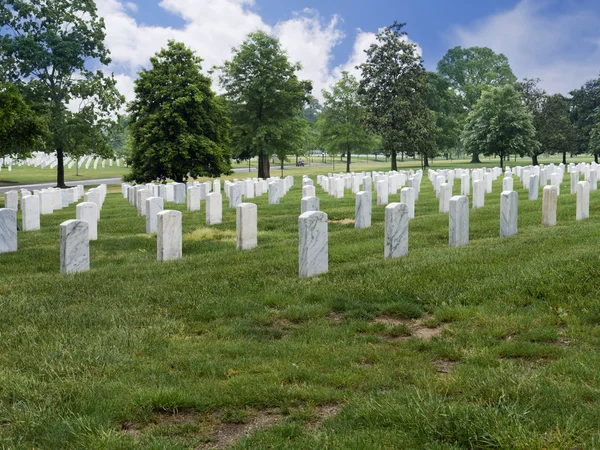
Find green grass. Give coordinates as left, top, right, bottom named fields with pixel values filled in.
left=2, top=171, right=600, bottom=448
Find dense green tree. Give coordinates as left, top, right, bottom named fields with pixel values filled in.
left=590, top=114, right=600, bottom=159
left=219, top=31, right=311, bottom=179
left=570, top=75, right=600, bottom=161
left=128, top=41, right=231, bottom=183
left=515, top=78, right=546, bottom=165
left=437, top=46, right=516, bottom=163
left=0, top=0, right=124, bottom=187
left=0, top=83, right=47, bottom=158
left=462, top=85, right=538, bottom=169
left=359, top=22, right=436, bottom=170
left=427, top=72, right=462, bottom=159
left=318, top=72, right=373, bottom=172
left=108, top=115, right=131, bottom=159
left=536, top=94, right=576, bottom=165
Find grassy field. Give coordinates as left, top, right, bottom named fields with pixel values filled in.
left=2, top=169, right=600, bottom=448
left=1, top=154, right=597, bottom=186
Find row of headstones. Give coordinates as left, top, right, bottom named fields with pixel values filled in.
left=0, top=186, right=106, bottom=274
left=315, top=170, right=423, bottom=202
left=297, top=182, right=588, bottom=279
left=224, top=176, right=294, bottom=207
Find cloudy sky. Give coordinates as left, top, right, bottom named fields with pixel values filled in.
left=95, top=0, right=600, bottom=103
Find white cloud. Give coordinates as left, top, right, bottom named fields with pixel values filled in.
left=452, top=0, right=600, bottom=95
left=125, top=2, right=137, bottom=12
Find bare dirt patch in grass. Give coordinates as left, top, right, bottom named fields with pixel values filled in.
left=374, top=314, right=446, bottom=341
left=433, top=359, right=455, bottom=374
left=329, top=218, right=355, bottom=225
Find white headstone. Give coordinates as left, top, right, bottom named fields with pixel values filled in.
left=298, top=211, right=328, bottom=278
left=355, top=191, right=371, bottom=229
left=268, top=182, right=279, bottom=205
left=576, top=180, right=590, bottom=221
left=302, top=185, right=316, bottom=198
left=60, top=220, right=89, bottom=274
left=157, top=210, right=182, bottom=261
left=449, top=195, right=469, bottom=247
left=529, top=174, right=539, bottom=200
left=146, top=197, right=164, bottom=233
left=384, top=203, right=409, bottom=259
left=21, top=195, right=40, bottom=231
left=4, top=191, right=18, bottom=211
left=187, top=186, right=201, bottom=212
left=542, top=185, right=558, bottom=227
left=301, top=196, right=320, bottom=214
left=439, top=183, right=451, bottom=213
left=473, top=180, right=485, bottom=209
left=500, top=191, right=518, bottom=237
left=0, top=208, right=17, bottom=253
left=236, top=203, right=258, bottom=250
left=173, top=183, right=186, bottom=204
left=400, top=187, right=415, bottom=219
left=76, top=202, right=98, bottom=240
left=377, top=180, right=388, bottom=205
left=206, top=192, right=222, bottom=225
left=230, top=183, right=243, bottom=208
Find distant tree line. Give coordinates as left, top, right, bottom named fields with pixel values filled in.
left=1, top=1, right=600, bottom=183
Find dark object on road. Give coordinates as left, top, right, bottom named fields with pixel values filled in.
left=296, top=160, right=305, bottom=167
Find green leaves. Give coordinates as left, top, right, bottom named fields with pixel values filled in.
left=219, top=31, right=311, bottom=178
left=127, top=41, right=231, bottom=183
left=462, top=85, right=538, bottom=166
left=359, top=22, right=435, bottom=169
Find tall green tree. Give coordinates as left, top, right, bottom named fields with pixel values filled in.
left=589, top=113, right=600, bottom=159
left=128, top=41, right=231, bottom=182
left=359, top=22, right=436, bottom=170
left=570, top=75, right=600, bottom=161
left=0, top=82, right=47, bottom=158
left=0, top=0, right=124, bottom=187
left=437, top=46, right=516, bottom=163
left=219, top=31, right=312, bottom=179
left=536, top=94, right=576, bottom=165
left=462, top=85, right=538, bottom=169
left=427, top=72, right=462, bottom=160
left=515, top=78, right=546, bottom=165
left=318, top=72, right=372, bottom=173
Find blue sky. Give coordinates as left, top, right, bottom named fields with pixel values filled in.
left=96, top=0, right=600, bottom=102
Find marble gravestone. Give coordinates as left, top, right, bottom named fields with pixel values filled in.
left=4, top=191, right=18, bottom=211
left=60, top=220, right=90, bottom=274
left=302, top=185, right=316, bottom=198
left=401, top=187, right=415, bottom=219
left=236, top=203, right=258, bottom=250
left=298, top=211, right=328, bottom=278
left=503, top=177, right=513, bottom=192
left=230, top=183, right=243, bottom=208
left=206, top=192, right=223, bottom=225
left=529, top=175, right=539, bottom=200
left=40, top=191, right=54, bottom=215
left=173, top=183, right=186, bottom=204
left=542, top=185, right=558, bottom=227
left=157, top=210, right=182, bottom=262
left=449, top=195, right=469, bottom=247
left=384, top=203, right=409, bottom=259
left=439, top=183, right=451, bottom=214
left=355, top=191, right=371, bottom=229
left=84, top=191, right=101, bottom=220
left=137, top=189, right=152, bottom=216
left=301, top=196, right=320, bottom=214
left=146, top=197, right=164, bottom=234
left=268, top=182, right=279, bottom=205
left=187, top=186, right=201, bottom=212
left=0, top=208, right=17, bottom=253
left=377, top=180, right=388, bottom=205
left=76, top=202, right=98, bottom=240
left=500, top=191, right=518, bottom=238
left=21, top=195, right=40, bottom=231
left=576, top=181, right=590, bottom=221
left=472, top=180, right=485, bottom=209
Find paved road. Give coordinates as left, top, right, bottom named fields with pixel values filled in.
left=0, top=177, right=123, bottom=194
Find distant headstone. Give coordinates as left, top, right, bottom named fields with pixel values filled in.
left=22, top=195, right=40, bottom=231
left=4, top=191, right=18, bottom=211
left=449, top=195, right=469, bottom=247
left=542, top=185, right=558, bottom=227
left=76, top=202, right=98, bottom=240
left=187, top=186, right=201, bottom=212
left=400, top=187, right=415, bottom=219
left=173, top=183, right=186, bottom=204
left=576, top=181, right=590, bottom=221
left=206, top=192, right=222, bottom=225
left=146, top=197, right=164, bottom=233
left=301, top=196, right=320, bottom=214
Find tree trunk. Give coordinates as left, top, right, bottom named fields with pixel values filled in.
left=595, top=154, right=599, bottom=164
left=258, top=152, right=270, bottom=179
left=346, top=147, right=351, bottom=173
left=391, top=150, right=397, bottom=171
left=532, top=154, right=539, bottom=166
left=56, top=147, right=66, bottom=188
left=500, top=154, right=504, bottom=170
left=281, top=158, right=284, bottom=178
left=424, top=154, right=430, bottom=168
left=470, top=152, right=481, bottom=164
left=562, top=151, right=567, bottom=165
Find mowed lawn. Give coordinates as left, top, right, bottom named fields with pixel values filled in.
left=2, top=169, right=600, bottom=449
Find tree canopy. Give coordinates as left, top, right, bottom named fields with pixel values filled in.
left=0, top=82, right=47, bottom=158
left=318, top=72, right=373, bottom=172
left=219, top=31, right=311, bottom=179
left=462, top=85, right=538, bottom=168
left=0, top=0, right=124, bottom=187
left=570, top=75, right=600, bottom=158
left=359, top=22, right=436, bottom=170
left=127, top=41, right=231, bottom=183
left=536, top=94, right=577, bottom=165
